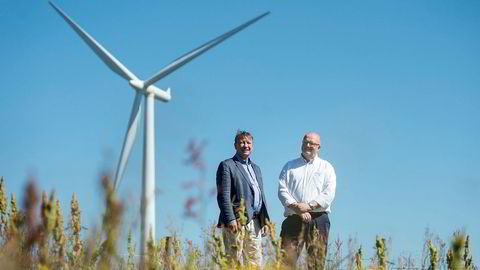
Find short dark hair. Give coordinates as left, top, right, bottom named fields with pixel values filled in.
left=234, top=130, right=253, bottom=144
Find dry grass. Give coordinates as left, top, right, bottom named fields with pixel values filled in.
left=0, top=176, right=477, bottom=270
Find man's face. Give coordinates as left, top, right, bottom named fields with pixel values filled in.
left=235, top=135, right=253, bottom=160
left=301, top=133, right=320, bottom=161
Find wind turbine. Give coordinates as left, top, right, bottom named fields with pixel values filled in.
left=49, top=2, right=269, bottom=259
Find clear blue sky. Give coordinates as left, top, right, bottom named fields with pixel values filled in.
left=1, top=0, right=479, bottom=263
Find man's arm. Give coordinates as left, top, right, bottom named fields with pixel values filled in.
left=216, top=161, right=236, bottom=225
left=278, top=165, right=296, bottom=207
left=278, top=165, right=311, bottom=214
left=312, top=164, right=336, bottom=210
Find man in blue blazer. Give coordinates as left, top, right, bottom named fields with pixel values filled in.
left=216, top=130, right=270, bottom=267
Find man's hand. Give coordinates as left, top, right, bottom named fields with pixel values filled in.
left=297, top=202, right=312, bottom=213
left=289, top=202, right=312, bottom=214
left=227, top=221, right=238, bottom=233
left=300, top=212, right=312, bottom=223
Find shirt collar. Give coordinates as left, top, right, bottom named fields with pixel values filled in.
left=235, top=153, right=250, bottom=165
left=300, top=154, right=317, bottom=164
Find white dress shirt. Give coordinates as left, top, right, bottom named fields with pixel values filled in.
left=278, top=155, right=336, bottom=217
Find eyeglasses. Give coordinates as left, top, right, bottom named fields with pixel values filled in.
left=303, top=140, right=320, bottom=147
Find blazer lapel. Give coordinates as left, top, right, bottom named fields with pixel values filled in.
left=233, top=156, right=254, bottom=191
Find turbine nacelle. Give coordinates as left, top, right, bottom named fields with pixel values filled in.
left=129, top=80, right=171, bottom=102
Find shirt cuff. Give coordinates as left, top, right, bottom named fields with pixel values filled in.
left=285, top=199, right=297, bottom=207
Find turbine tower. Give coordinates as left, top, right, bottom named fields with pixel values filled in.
left=49, top=1, right=269, bottom=260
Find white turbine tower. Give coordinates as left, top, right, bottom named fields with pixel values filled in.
left=49, top=2, right=269, bottom=259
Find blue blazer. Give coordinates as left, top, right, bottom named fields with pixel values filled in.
left=216, top=155, right=270, bottom=228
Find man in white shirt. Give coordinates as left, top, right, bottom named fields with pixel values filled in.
left=278, top=132, right=336, bottom=269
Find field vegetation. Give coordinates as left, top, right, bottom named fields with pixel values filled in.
left=0, top=175, right=477, bottom=270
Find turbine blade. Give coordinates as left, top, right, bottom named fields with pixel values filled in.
left=144, top=11, right=270, bottom=87
left=49, top=1, right=138, bottom=81
left=114, top=92, right=143, bottom=189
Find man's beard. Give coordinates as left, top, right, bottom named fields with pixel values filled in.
left=302, top=149, right=317, bottom=159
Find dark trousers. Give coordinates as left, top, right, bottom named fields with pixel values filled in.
left=280, top=212, right=330, bottom=270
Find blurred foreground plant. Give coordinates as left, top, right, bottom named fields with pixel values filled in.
left=447, top=232, right=477, bottom=270
left=0, top=175, right=478, bottom=270
left=376, top=236, right=387, bottom=270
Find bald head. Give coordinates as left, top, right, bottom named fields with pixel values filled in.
left=301, top=132, right=321, bottom=161
left=303, top=132, right=320, bottom=143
